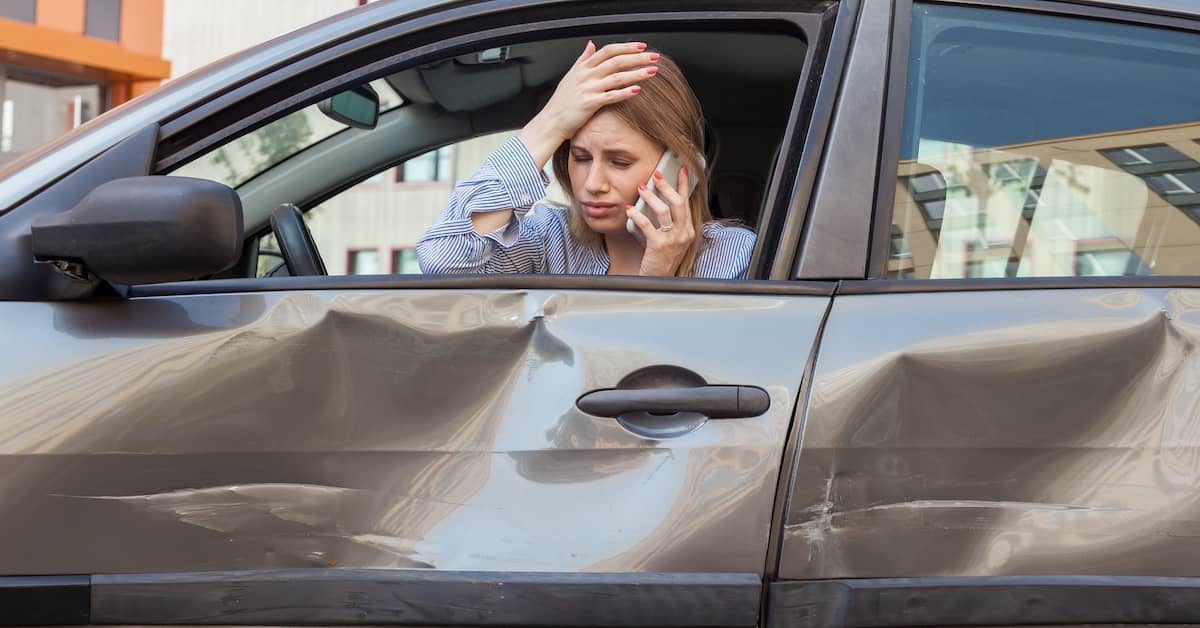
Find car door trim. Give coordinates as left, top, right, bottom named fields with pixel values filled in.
left=839, top=276, right=1200, bottom=293
left=128, top=275, right=837, bottom=298
left=866, top=0, right=1200, bottom=280
left=767, top=576, right=1200, bottom=627
left=0, top=575, right=88, bottom=626
left=795, top=0, right=890, bottom=280
left=0, top=570, right=764, bottom=627
left=766, top=0, right=858, bottom=280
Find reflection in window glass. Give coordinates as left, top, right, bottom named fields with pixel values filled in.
left=889, top=4, right=1200, bottom=279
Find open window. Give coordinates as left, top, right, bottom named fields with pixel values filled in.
left=165, top=26, right=816, bottom=281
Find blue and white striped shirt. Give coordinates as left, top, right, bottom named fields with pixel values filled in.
left=417, top=137, right=756, bottom=278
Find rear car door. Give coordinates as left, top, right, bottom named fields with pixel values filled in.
left=772, top=0, right=1200, bottom=625
left=0, top=1, right=850, bottom=626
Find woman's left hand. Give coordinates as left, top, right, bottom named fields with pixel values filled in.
left=628, top=166, right=695, bottom=277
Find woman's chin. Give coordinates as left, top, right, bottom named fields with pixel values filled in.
left=582, top=213, right=629, bottom=236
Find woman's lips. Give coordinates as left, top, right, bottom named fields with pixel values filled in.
left=582, top=202, right=617, bottom=218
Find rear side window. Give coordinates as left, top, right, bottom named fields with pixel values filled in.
left=888, top=5, right=1200, bottom=279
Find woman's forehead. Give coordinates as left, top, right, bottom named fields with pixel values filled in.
left=571, top=111, right=658, bottom=154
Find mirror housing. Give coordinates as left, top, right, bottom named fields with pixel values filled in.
left=318, top=83, right=380, bottom=129
left=30, top=176, right=243, bottom=286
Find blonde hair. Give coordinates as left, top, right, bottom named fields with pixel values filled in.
left=552, top=53, right=711, bottom=277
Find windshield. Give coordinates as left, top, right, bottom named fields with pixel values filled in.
left=171, top=78, right=403, bottom=187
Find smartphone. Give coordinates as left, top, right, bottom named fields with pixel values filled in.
left=626, top=150, right=704, bottom=243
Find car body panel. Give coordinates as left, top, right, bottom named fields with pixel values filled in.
left=780, top=287, right=1200, bottom=579
left=0, top=288, right=828, bottom=574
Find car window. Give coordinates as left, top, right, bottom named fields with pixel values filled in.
left=256, top=129, right=569, bottom=276
left=174, top=78, right=404, bottom=188
left=887, top=5, right=1200, bottom=279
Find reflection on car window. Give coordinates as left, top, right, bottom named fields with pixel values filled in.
left=889, top=5, right=1200, bottom=279
left=173, top=79, right=403, bottom=188
left=255, top=129, right=567, bottom=277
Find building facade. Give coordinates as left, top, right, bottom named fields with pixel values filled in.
left=0, top=0, right=169, bottom=168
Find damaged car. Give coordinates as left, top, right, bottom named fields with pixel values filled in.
left=2, top=0, right=1200, bottom=626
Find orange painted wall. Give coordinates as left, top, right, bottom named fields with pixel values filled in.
left=3, top=0, right=169, bottom=106
left=120, top=0, right=163, bottom=57
left=35, top=0, right=86, bottom=35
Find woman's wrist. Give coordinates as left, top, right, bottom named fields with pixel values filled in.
left=517, top=113, right=567, bottom=167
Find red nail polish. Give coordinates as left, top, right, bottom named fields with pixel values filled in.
left=636, top=42, right=647, bottom=50
left=647, top=66, right=658, bottom=76
left=682, top=166, right=689, bottom=176
left=638, top=182, right=646, bottom=191
left=654, top=170, right=664, bottom=180
left=631, top=85, right=641, bottom=94
left=649, top=53, right=661, bottom=61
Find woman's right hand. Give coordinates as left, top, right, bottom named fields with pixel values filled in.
left=518, top=41, right=660, bottom=166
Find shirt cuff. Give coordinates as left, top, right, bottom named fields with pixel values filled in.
left=485, top=136, right=551, bottom=213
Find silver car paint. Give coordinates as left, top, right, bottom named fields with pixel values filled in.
left=780, top=287, right=1200, bottom=578
left=0, top=289, right=826, bottom=574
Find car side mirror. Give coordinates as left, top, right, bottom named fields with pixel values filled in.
left=318, top=83, right=380, bottom=129
left=30, top=176, right=243, bottom=286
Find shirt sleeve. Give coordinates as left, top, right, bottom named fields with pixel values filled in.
left=416, top=137, right=552, bottom=274
left=695, top=225, right=757, bottom=279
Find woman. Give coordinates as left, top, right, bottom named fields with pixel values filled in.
left=417, top=41, right=755, bottom=278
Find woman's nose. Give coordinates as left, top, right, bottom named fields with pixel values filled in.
left=584, top=165, right=608, bottom=194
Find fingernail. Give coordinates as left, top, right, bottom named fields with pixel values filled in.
left=654, top=170, right=664, bottom=180
left=649, top=52, right=660, bottom=61
left=647, top=66, right=658, bottom=75
left=636, top=42, right=647, bottom=50
left=682, top=166, right=689, bottom=176
left=631, top=85, right=641, bottom=94
left=638, top=182, right=647, bottom=191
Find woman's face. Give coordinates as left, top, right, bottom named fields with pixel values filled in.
left=567, top=110, right=662, bottom=236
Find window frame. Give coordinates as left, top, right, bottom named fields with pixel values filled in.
left=147, top=3, right=843, bottom=290
left=865, top=0, right=1200, bottom=288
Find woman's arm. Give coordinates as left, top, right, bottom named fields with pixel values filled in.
left=416, top=137, right=550, bottom=274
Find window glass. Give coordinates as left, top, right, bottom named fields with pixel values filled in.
left=256, top=129, right=566, bottom=276
left=174, top=79, right=403, bottom=188
left=889, top=5, right=1200, bottom=279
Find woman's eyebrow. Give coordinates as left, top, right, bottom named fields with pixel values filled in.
left=601, top=149, right=638, bottom=160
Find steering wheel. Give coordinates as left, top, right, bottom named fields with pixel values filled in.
left=269, top=203, right=327, bottom=276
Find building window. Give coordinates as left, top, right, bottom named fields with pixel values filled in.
left=0, top=0, right=35, bottom=22
left=391, top=248, right=421, bottom=274
left=346, top=248, right=379, bottom=275
left=85, top=0, right=121, bottom=42
left=397, top=147, right=453, bottom=183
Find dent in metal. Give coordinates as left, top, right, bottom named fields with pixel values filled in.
left=0, top=289, right=826, bottom=574
left=780, top=288, right=1200, bottom=578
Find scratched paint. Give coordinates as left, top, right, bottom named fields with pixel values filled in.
left=781, top=288, right=1200, bottom=579
left=0, top=289, right=828, bottom=574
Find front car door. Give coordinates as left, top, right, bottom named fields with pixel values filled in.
left=0, top=1, right=853, bottom=625
left=772, top=0, right=1200, bottom=625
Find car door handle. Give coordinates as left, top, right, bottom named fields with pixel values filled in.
left=576, top=385, right=770, bottom=420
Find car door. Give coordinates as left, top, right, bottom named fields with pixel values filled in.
left=0, top=1, right=851, bottom=626
left=770, top=0, right=1200, bottom=626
